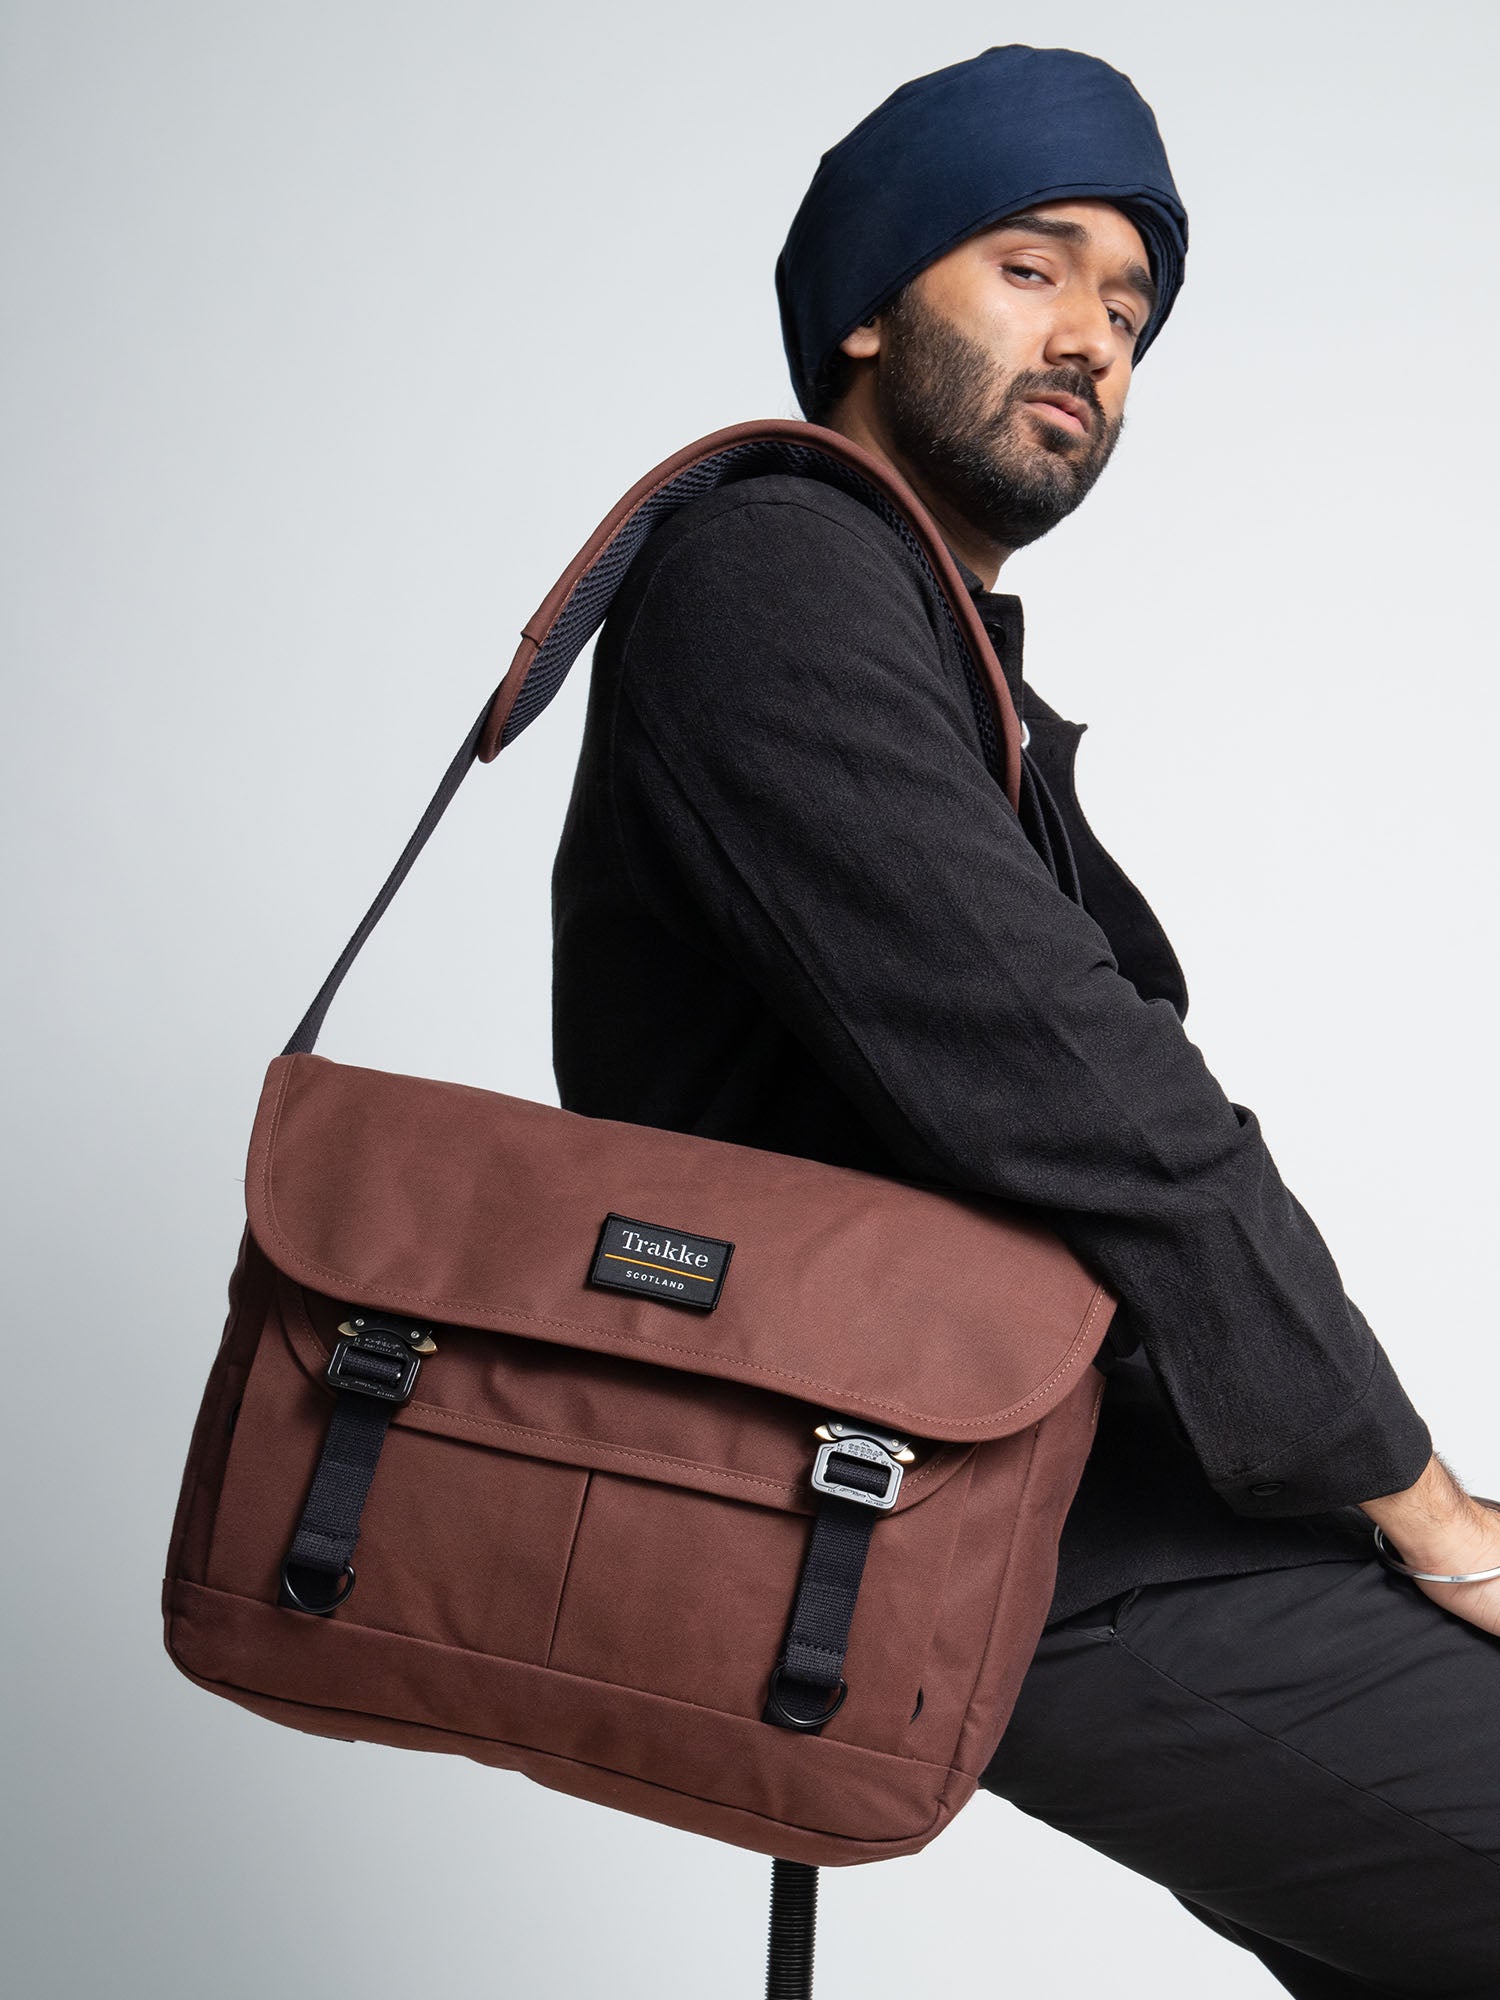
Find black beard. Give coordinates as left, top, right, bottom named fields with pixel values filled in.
left=875, top=285, right=1124, bottom=551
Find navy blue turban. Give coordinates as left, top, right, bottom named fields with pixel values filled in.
left=776, top=44, right=1188, bottom=417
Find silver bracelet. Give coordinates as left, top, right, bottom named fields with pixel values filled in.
left=1371, top=1494, right=1500, bottom=1583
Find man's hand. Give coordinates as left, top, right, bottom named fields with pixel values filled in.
left=1359, top=1453, right=1500, bottom=1636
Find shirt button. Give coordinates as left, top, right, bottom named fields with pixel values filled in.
left=1249, top=1481, right=1284, bottom=1497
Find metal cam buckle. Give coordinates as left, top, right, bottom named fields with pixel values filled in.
left=811, top=1432, right=905, bottom=1511
left=325, top=1316, right=428, bottom=1404
left=813, top=1420, right=916, bottom=1463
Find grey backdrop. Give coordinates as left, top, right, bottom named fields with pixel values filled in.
left=4, top=3, right=1497, bottom=1994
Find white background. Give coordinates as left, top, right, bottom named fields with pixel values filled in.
left=3, top=3, right=1496, bottom=1993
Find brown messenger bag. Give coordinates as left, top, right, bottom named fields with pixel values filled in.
left=161, top=418, right=1119, bottom=1993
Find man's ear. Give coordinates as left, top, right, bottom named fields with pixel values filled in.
left=838, top=314, right=881, bottom=362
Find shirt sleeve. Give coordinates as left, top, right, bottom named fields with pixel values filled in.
left=606, top=489, right=1433, bottom=1518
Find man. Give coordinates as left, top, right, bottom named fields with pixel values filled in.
left=551, top=44, right=1500, bottom=1994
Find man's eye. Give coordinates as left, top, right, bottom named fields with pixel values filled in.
left=1004, top=262, right=1140, bottom=339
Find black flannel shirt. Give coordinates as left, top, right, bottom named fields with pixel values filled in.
left=549, top=469, right=1433, bottom=1622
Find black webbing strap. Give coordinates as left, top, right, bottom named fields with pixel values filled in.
left=278, top=1319, right=427, bottom=1615
left=283, top=702, right=492, bottom=1057
left=762, top=1449, right=894, bottom=1731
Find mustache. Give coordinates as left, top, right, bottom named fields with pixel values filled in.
left=1001, top=371, right=1106, bottom=435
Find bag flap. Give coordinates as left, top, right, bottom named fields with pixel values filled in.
left=246, top=1053, right=1115, bottom=1443
left=273, top=1272, right=975, bottom=1517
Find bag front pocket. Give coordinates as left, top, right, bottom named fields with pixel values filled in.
left=209, top=1258, right=983, bottom=1749
left=204, top=1266, right=591, bottom=1664
left=545, top=1448, right=976, bottom=1755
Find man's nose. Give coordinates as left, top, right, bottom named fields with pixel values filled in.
left=1041, top=286, right=1119, bottom=381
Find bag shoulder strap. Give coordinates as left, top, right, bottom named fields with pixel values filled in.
left=284, top=417, right=1024, bottom=1056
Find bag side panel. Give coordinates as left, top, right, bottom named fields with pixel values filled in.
left=952, top=1373, right=1105, bottom=1780
left=891, top=1437, right=1037, bottom=1760
left=162, top=1228, right=274, bottom=1595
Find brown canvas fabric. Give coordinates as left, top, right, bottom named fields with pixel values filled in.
left=161, top=421, right=1116, bottom=1868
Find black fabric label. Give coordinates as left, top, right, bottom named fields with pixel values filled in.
left=587, top=1212, right=734, bottom=1311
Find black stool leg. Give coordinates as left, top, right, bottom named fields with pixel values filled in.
left=766, top=1858, right=818, bottom=1999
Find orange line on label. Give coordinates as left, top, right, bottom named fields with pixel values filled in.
left=602, top=1252, right=716, bottom=1283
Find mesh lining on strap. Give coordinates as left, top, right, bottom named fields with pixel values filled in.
left=499, top=440, right=1004, bottom=782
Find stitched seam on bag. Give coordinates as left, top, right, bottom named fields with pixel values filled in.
left=1112, top=1633, right=1500, bottom=1879
left=543, top=1471, right=590, bottom=1669
left=170, top=1648, right=956, bottom=1851
left=254, top=1068, right=1109, bottom=1435
left=276, top=1283, right=964, bottom=1504
left=169, top=1580, right=960, bottom=1807
left=277, top=1286, right=962, bottom=1502
left=956, top=1421, right=1045, bottom=1744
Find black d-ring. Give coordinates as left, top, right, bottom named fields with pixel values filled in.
left=278, top=1558, right=356, bottom=1616
left=765, top=1666, right=848, bottom=1731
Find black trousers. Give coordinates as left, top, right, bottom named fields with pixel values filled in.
left=978, top=1558, right=1500, bottom=1997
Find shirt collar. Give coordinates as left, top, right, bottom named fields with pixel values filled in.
left=947, top=548, right=1026, bottom=723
